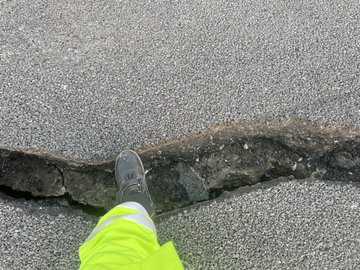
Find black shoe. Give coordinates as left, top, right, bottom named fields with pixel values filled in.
left=115, top=150, right=154, bottom=216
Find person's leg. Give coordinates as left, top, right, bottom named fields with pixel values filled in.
left=79, top=150, right=184, bottom=270
left=120, top=190, right=155, bottom=217
left=115, top=149, right=155, bottom=216
left=79, top=202, right=160, bottom=269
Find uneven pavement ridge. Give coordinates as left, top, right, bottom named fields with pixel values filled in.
left=1, top=0, right=359, bottom=160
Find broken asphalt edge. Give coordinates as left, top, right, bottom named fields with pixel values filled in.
left=1, top=117, right=360, bottom=213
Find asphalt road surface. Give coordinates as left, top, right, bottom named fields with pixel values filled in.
left=1, top=179, right=360, bottom=270
left=1, top=2, right=360, bottom=269
left=1, top=0, right=359, bottom=160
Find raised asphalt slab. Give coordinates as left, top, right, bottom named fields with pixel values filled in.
left=2, top=179, right=360, bottom=270
left=1, top=0, right=359, bottom=160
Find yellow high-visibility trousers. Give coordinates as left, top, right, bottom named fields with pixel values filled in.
left=79, top=202, right=184, bottom=270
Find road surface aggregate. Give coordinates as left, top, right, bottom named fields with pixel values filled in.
left=0, top=0, right=359, bottom=160
left=2, top=179, right=360, bottom=270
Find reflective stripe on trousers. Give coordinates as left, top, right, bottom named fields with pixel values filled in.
left=84, top=201, right=157, bottom=243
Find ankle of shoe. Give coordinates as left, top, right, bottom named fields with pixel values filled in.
left=120, top=191, right=155, bottom=217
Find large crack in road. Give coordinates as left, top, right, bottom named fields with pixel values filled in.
left=1, top=119, right=360, bottom=214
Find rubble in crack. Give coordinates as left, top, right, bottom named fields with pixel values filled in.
left=1, top=119, right=360, bottom=213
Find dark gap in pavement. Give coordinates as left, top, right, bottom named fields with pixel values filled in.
left=0, top=184, right=107, bottom=216
left=1, top=119, right=360, bottom=214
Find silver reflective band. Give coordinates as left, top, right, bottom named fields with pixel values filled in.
left=122, top=213, right=157, bottom=235
left=120, top=201, right=149, bottom=216
left=84, top=213, right=157, bottom=243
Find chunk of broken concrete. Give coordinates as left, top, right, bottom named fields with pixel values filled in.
left=175, top=162, right=209, bottom=203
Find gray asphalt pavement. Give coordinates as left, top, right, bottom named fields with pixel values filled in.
left=2, top=179, right=360, bottom=270
left=1, top=0, right=359, bottom=160
left=0, top=198, right=96, bottom=270
left=1, top=2, right=360, bottom=269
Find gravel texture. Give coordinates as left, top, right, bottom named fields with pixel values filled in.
left=1, top=0, right=359, bottom=160
left=157, top=179, right=360, bottom=270
left=0, top=199, right=97, bottom=270
left=2, top=179, right=360, bottom=269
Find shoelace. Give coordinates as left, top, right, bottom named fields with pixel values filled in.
left=121, top=177, right=143, bottom=195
